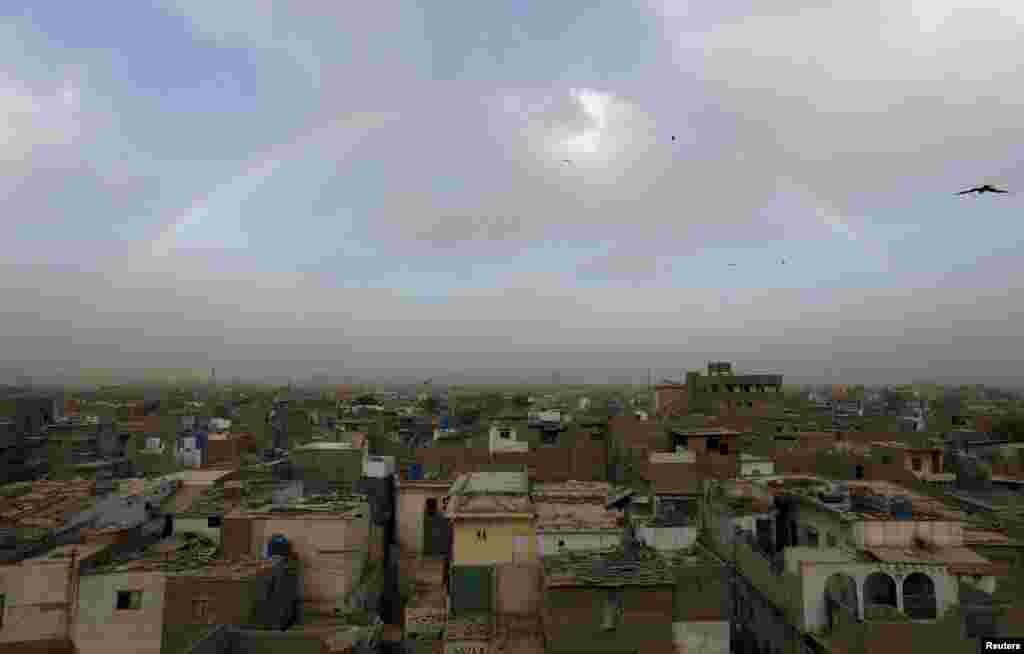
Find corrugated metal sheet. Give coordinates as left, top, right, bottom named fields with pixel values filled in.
left=450, top=566, right=493, bottom=613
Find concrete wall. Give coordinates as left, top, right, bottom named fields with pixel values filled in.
left=850, top=519, right=963, bottom=549
left=494, top=563, right=540, bottom=616
left=396, top=485, right=449, bottom=555
left=637, top=525, right=699, bottom=551
left=246, top=515, right=371, bottom=604
left=163, top=575, right=262, bottom=627
left=74, top=571, right=166, bottom=654
left=177, top=516, right=222, bottom=544
left=740, top=460, right=775, bottom=477
left=672, top=621, right=729, bottom=654
left=452, top=519, right=536, bottom=567
left=0, top=558, right=73, bottom=644
left=537, top=532, right=619, bottom=557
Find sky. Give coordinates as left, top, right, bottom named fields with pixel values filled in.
left=2, top=1, right=1024, bottom=385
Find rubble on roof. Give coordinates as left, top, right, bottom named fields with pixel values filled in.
left=542, top=545, right=679, bottom=587
left=445, top=612, right=492, bottom=641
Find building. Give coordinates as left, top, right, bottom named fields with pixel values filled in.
left=532, top=481, right=621, bottom=556
left=539, top=547, right=679, bottom=654
left=654, top=362, right=784, bottom=418
left=74, top=533, right=296, bottom=654
left=220, top=491, right=374, bottom=616
left=0, top=543, right=110, bottom=650
left=444, top=470, right=542, bottom=652
left=704, top=475, right=1019, bottom=654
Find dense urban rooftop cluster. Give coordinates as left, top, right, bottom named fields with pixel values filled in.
left=0, top=368, right=1022, bottom=653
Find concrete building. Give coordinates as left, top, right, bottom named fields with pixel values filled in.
left=654, top=362, right=784, bottom=418
left=540, top=547, right=685, bottom=654
left=0, top=543, right=110, bottom=650
left=74, top=534, right=295, bottom=654
left=704, top=475, right=1018, bottom=654
left=221, top=492, right=374, bottom=616
left=532, top=481, right=621, bottom=556
left=444, top=470, right=543, bottom=653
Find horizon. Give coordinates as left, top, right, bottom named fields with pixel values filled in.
left=3, top=3, right=1023, bottom=385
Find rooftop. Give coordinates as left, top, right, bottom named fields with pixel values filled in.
left=444, top=612, right=492, bottom=641
left=0, top=479, right=97, bottom=530
left=542, top=546, right=678, bottom=588
left=668, top=427, right=742, bottom=437
left=90, top=532, right=278, bottom=577
left=531, top=481, right=611, bottom=503
left=535, top=500, right=621, bottom=532
left=449, top=471, right=529, bottom=496
left=294, top=442, right=361, bottom=452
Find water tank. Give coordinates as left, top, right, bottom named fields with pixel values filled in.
left=267, top=533, right=290, bottom=558
left=890, top=495, right=913, bottom=521
left=409, top=463, right=423, bottom=481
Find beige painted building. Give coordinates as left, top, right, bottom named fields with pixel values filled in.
left=223, top=496, right=373, bottom=611
left=395, top=479, right=452, bottom=555
left=74, top=570, right=167, bottom=654
left=0, top=544, right=107, bottom=648
left=446, top=471, right=537, bottom=567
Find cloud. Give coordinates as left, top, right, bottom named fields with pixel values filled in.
left=658, top=1, right=1024, bottom=209
left=0, top=73, right=83, bottom=171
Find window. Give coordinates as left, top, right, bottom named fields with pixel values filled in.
left=476, top=529, right=487, bottom=541
left=116, top=590, right=142, bottom=610
left=498, top=429, right=511, bottom=439
left=192, top=598, right=210, bottom=620
left=425, top=498, right=438, bottom=516
left=719, top=442, right=730, bottom=456
left=881, top=454, right=893, bottom=465
left=707, top=435, right=721, bottom=451
left=911, top=457, right=923, bottom=472
left=557, top=539, right=566, bottom=549
left=207, top=516, right=223, bottom=528
left=855, top=464, right=865, bottom=480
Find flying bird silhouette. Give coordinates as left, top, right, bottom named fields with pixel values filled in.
left=779, top=258, right=787, bottom=265
left=956, top=184, right=1009, bottom=195
left=560, top=159, right=573, bottom=165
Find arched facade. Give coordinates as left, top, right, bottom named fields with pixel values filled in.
left=803, top=564, right=948, bottom=632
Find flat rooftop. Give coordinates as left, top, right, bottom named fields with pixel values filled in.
left=449, top=471, right=529, bottom=496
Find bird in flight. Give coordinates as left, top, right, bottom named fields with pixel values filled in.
left=560, top=159, right=573, bottom=166
left=956, top=184, right=1009, bottom=195
left=779, top=258, right=787, bottom=265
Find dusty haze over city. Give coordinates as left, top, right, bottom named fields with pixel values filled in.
left=3, top=2, right=1023, bottom=385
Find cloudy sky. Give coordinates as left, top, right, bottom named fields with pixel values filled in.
left=3, top=1, right=1024, bottom=384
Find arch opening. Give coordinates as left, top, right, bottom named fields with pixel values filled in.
left=863, top=572, right=899, bottom=620
left=903, top=572, right=937, bottom=620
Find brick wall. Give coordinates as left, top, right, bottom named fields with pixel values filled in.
left=163, top=575, right=261, bottom=626
left=415, top=441, right=608, bottom=484
left=221, top=517, right=253, bottom=559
